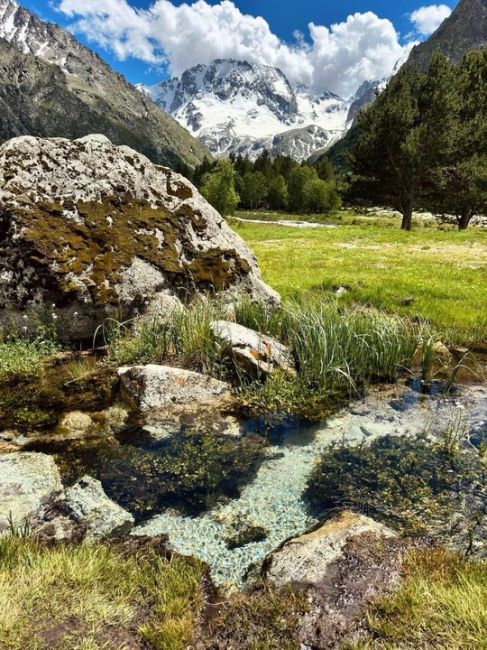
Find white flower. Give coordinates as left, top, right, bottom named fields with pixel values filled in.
left=51, top=313, right=58, bottom=320
left=51, top=303, right=56, bottom=308
left=22, top=326, right=27, bottom=332
left=22, top=314, right=28, bottom=320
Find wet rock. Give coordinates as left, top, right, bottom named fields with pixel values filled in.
left=65, top=475, right=134, bottom=539
left=102, top=405, right=130, bottom=434
left=118, top=364, right=230, bottom=413
left=211, top=320, right=294, bottom=378
left=224, top=523, right=268, bottom=550
left=0, top=135, right=279, bottom=340
left=0, top=452, right=63, bottom=533
left=264, top=511, right=395, bottom=587
left=57, top=411, right=94, bottom=438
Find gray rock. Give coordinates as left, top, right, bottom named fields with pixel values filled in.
left=0, top=135, right=279, bottom=340
left=0, top=452, right=63, bottom=534
left=117, top=364, right=230, bottom=413
left=265, top=511, right=395, bottom=587
left=65, top=475, right=134, bottom=539
left=211, top=320, right=294, bottom=377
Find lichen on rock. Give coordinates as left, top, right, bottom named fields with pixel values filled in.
left=0, top=134, right=278, bottom=339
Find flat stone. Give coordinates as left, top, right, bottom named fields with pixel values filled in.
left=265, top=510, right=395, bottom=587
left=0, top=452, right=63, bottom=534
left=65, top=475, right=134, bottom=539
left=117, top=364, right=230, bottom=413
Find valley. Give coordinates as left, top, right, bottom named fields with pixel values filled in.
left=0, top=0, right=486, bottom=648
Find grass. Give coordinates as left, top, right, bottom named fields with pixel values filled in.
left=356, top=549, right=487, bottom=650
left=105, top=296, right=424, bottom=419
left=231, top=211, right=487, bottom=343
left=0, top=337, right=58, bottom=382
left=0, top=536, right=205, bottom=650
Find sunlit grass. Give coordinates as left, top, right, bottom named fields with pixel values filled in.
left=232, top=213, right=487, bottom=343
left=0, top=536, right=205, bottom=650
left=0, top=337, right=58, bottom=382
left=355, top=549, right=487, bottom=650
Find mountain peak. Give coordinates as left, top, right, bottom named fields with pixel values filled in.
left=406, top=0, right=487, bottom=70
left=142, top=58, right=351, bottom=161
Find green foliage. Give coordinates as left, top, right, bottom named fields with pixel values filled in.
left=194, top=149, right=341, bottom=215
left=201, top=159, right=240, bottom=215
left=238, top=171, right=268, bottom=209
left=266, top=174, right=289, bottom=210
left=352, top=50, right=487, bottom=230
left=287, top=165, right=318, bottom=212
left=0, top=336, right=58, bottom=382
left=302, top=178, right=342, bottom=214
left=307, top=432, right=485, bottom=537
left=58, top=432, right=264, bottom=519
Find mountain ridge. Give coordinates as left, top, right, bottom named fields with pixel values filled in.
left=140, top=59, right=352, bottom=161
left=0, top=0, right=209, bottom=168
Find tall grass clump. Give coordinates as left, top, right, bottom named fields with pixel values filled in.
left=236, top=296, right=424, bottom=399
left=104, top=298, right=223, bottom=375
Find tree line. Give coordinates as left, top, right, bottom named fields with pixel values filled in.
left=350, top=48, right=487, bottom=230
left=176, top=150, right=341, bottom=216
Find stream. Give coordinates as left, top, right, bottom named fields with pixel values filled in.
left=133, top=381, right=487, bottom=587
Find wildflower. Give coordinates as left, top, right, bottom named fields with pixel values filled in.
left=51, top=313, right=58, bottom=320
left=22, top=314, right=28, bottom=320
left=51, top=303, right=56, bottom=308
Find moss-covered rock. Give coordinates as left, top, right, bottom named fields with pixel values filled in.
left=0, top=135, right=278, bottom=339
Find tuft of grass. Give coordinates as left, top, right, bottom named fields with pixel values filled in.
left=0, top=337, right=59, bottom=383
left=355, top=549, right=487, bottom=650
left=199, top=581, right=308, bottom=650
left=0, top=536, right=205, bottom=650
left=236, top=297, right=423, bottom=414
left=105, top=299, right=223, bottom=375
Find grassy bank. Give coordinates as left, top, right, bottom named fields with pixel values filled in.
left=231, top=211, right=487, bottom=343
left=0, top=537, right=205, bottom=650
left=357, top=549, right=487, bottom=650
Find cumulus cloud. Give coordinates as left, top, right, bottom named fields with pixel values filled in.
left=410, top=4, right=452, bottom=36
left=56, top=0, right=414, bottom=98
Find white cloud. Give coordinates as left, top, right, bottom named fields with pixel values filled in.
left=410, top=4, right=452, bottom=36
left=56, top=0, right=414, bottom=98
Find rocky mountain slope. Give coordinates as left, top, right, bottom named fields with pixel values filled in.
left=0, top=0, right=209, bottom=168
left=0, top=134, right=277, bottom=340
left=406, top=0, right=487, bottom=70
left=140, top=59, right=351, bottom=161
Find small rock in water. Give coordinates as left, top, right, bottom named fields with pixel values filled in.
left=65, top=475, right=134, bottom=539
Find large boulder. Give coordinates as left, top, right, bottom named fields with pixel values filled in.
left=0, top=135, right=278, bottom=339
left=117, top=364, right=231, bottom=413
left=265, top=511, right=395, bottom=587
left=0, top=452, right=63, bottom=533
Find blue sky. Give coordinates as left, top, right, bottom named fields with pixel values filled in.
left=23, top=0, right=457, bottom=95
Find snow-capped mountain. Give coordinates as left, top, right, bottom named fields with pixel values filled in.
left=140, top=59, right=352, bottom=161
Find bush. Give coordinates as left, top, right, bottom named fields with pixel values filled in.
left=302, top=178, right=342, bottom=214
